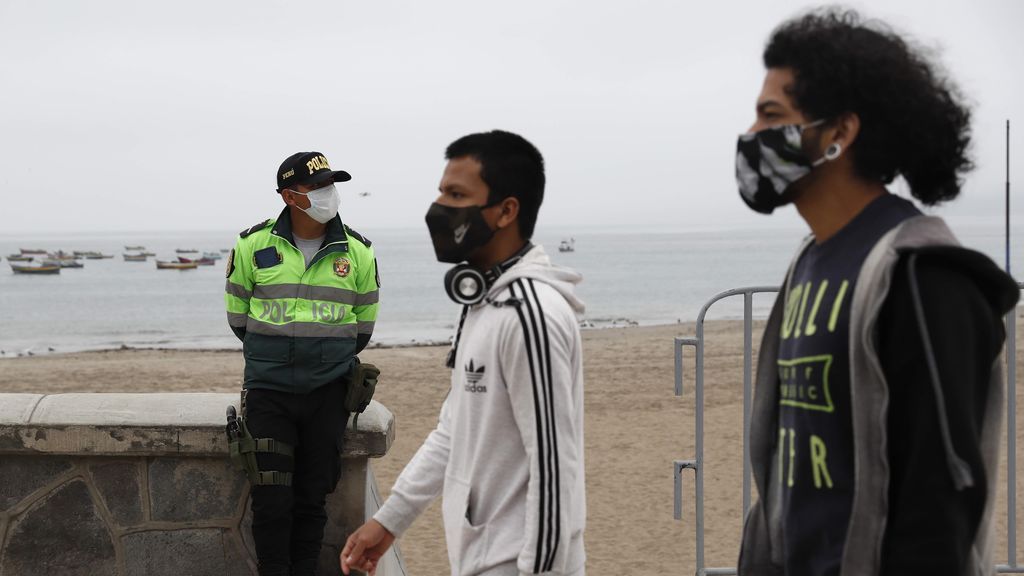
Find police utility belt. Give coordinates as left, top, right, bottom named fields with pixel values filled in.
left=224, top=360, right=380, bottom=487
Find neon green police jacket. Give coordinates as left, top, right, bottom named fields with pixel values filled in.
left=224, top=208, right=379, bottom=393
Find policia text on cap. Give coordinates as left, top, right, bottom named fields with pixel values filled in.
left=223, top=151, right=381, bottom=576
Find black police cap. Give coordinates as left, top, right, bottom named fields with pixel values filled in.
left=276, top=151, right=351, bottom=192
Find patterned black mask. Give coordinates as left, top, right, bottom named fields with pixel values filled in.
left=735, top=120, right=839, bottom=214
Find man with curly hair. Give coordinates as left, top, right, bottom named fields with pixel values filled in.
left=736, top=9, right=1018, bottom=576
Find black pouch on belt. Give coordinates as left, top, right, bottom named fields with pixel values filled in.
left=344, top=359, right=380, bottom=414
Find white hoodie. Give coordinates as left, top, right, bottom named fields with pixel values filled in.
left=374, top=245, right=586, bottom=576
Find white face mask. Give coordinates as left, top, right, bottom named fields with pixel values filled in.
left=290, top=183, right=340, bottom=223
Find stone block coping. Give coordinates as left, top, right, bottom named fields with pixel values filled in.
left=0, top=393, right=393, bottom=458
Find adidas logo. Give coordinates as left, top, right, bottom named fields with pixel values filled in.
left=464, top=359, right=487, bottom=393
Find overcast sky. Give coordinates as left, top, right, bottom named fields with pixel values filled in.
left=1, top=0, right=1021, bottom=235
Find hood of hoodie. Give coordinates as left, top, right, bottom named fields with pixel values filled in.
left=903, top=245, right=1019, bottom=316
left=490, top=244, right=586, bottom=318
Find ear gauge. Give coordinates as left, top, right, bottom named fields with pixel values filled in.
left=825, top=142, right=843, bottom=161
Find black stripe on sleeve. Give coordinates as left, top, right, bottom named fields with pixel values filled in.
left=510, top=280, right=549, bottom=573
left=517, top=279, right=558, bottom=571
left=529, top=278, right=562, bottom=571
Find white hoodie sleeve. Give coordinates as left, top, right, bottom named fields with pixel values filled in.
left=503, top=278, right=582, bottom=575
left=372, top=395, right=452, bottom=537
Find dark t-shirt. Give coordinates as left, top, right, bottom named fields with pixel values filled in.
left=776, top=194, right=920, bottom=576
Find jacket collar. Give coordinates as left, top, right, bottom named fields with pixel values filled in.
left=270, top=207, right=349, bottom=253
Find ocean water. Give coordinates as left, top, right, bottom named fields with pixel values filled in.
left=0, top=223, right=1015, bottom=356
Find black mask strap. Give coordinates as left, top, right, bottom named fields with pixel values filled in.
left=484, top=241, right=534, bottom=284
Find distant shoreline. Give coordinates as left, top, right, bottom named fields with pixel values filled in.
left=0, top=319, right=719, bottom=360
left=0, top=338, right=451, bottom=359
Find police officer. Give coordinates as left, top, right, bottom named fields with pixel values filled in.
left=224, top=151, right=380, bottom=576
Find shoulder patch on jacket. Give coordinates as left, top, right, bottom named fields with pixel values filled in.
left=345, top=225, right=371, bottom=247
left=240, top=219, right=272, bottom=238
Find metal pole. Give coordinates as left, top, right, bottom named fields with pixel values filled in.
left=684, top=287, right=777, bottom=575
left=676, top=337, right=685, bottom=396
left=1008, top=307, right=1018, bottom=568
left=695, top=319, right=706, bottom=575
left=1007, top=119, right=1018, bottom=568
left=742, top=292, right=753, bottom=518
left=675, top=461, right=684, bottom=520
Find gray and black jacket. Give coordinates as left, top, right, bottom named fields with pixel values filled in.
left=739, top=216, right=1019, bottom=575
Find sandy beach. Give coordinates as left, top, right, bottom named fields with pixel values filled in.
left=2, top=320, right=1022, bottom=574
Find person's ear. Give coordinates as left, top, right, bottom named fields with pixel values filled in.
left=495, top=196, right=520, bottom=230
left=829, top=112, right=861, bottom=153
left=281, top=189, right=297, bottom=207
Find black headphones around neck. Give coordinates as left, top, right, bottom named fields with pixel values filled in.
left=443, top=242, right=533, bottom=306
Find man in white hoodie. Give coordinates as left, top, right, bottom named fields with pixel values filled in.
left=341, top=130, right=587, bottom=576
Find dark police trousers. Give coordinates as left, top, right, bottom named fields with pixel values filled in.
left=245, top=379, right=349, bottom=576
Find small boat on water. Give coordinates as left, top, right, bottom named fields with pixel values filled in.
left=175, top=248, right=199, bottom=254
left=7, top=254, right=33, bottom=262
left=124, top=253, right=148, bottom=262
left=44, top=259, right=84, bottom=269
left=220, top=248, right=230, bottom=253
left=558, top=238, right=576, bottom=253
left=178, top=256, right=216, bottom=266
left=202, top=251, right=223, bottom=260
left=73, top=250, right=112, bottom=259
left=141, top=251, right=156, bottom=257
left=156, top=260, right=199, bottom=270
left=19, top=248, right=47, bottom=255
left=46, top=251, right=77, bottom=261
left=125, top=245, right=145, bottom=251
left=10, top=263, right=60, bottom=274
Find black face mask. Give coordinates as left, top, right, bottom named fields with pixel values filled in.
left=425, top=202, right=496, bottom=263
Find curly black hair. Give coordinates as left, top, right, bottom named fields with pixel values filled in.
left=764, top=8, right=972, bottom=204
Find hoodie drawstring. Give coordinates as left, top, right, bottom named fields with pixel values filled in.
left=445, top=305, right=469, bottom=369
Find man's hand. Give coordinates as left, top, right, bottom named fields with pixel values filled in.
left=340, top=519, right=395, bottom=575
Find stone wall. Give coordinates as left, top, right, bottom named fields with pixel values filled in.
left=0, top=393, right=404, bottom=576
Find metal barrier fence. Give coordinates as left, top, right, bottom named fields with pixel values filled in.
left=672, top=285, right=1023, bottom=575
